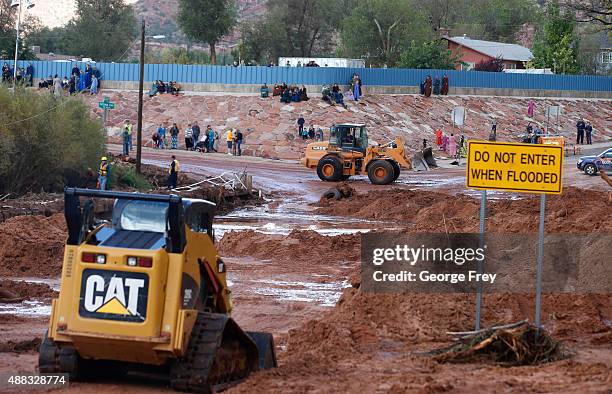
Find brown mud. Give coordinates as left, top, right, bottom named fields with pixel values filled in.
left=0, top=213, right=66, bottom=278
left=315, top=186, right=612, bottom=233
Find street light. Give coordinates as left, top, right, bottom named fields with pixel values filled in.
left=136, top=20, right=166, bottom=174
left=10, top=0, right=35, bottom=88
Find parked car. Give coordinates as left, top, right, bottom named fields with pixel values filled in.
left=577, top=148, right=612, bottom=175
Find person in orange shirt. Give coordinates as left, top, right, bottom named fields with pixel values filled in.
left=435, top=127, right=443, bottom=148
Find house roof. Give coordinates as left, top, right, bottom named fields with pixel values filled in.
left=445, top=36, right=533, bottom=62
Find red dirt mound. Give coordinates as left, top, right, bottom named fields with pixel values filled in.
left=0, top=280, right=57, bottom=302
left=0, top=213, right=66, bottom=278
left=0, top=338, right=41, bottom=353
left=315, top=187, right=612, bottom=233
left=230, top=287, right=612, bottom=393
left=219, top=230, right=360, bottom=263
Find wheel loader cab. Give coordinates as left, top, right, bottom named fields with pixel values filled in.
left=331, top=124, right=368, bottom=154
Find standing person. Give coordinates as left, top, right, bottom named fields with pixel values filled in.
left=576, top=118, right=586, bottom=144
left=441, top=133, right=449, bottom=153
left=226, top=129, right=234, bottom=155
left=90, top=74, right=98, bottom=95
left=157, top=123, right=166, bottom=149
left=435, top=127, right=443, bottom=149
left=235, top=129, right=243, bottom=156
left=92, top=66, right=101, bottom=89
left=527, top=100, right=536, bottom=117
left=448, top=134, right=457, bottom=158
left=433, top=76, right=441, bottom=95
left=316, top=128, right=324, bottom=141
left=297, top=115, right=305, bottom=135
left=170, top=123, right=179, bottom=149
left=184, top=124, right=193, bottom=150
left=124, top=120, right=133, bottom=151
left=441, top=74, right=449, bottom=95
left=122, top=124, right=130, bottom=156
left=308, top=126, right=315, bottom=139
left=585, top=122, right=593, bottom=145
left=53, top=75, right=62, bottom=97
left=424, top=76, right=432, bottom=97
left=214, top=128, right=220, bottom=152
left=192, top=122, right=201, bottom=151
left=98, top=157, right=109, bottom=190
left=26, top=63, right=34, bottom=86
left=353, top=78, right=361, bottom=101
left=167, top=155, right=179, bottom=190
left=71, top=64, right=80, bottom=78
left=206, top=125, right=215, bottom=152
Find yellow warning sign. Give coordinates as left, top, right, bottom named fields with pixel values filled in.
left=466, top=141, right=563, bottom=194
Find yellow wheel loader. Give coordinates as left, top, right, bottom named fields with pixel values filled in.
left=300, top=123, right=436, bottom=185
left=39, top=188, right=276, bottom=393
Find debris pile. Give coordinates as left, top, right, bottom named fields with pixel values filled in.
left=432, top=321, right=566, bottom=365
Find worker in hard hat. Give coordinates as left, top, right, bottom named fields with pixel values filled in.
left=98, top=157, right=109, bottom=190
left=168, top=155, right=179, bottom=190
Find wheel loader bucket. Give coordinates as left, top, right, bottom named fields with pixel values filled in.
left=412, top=148, right=437, bottom=171
left=422, top=147, right=437, bottom=167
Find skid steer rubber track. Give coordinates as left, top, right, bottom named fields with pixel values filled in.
left=170, top=312, right=260, bottom=393
left=39, top=330, right=79, bottom=379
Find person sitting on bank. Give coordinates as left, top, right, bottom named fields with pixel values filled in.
left=299, top=85, right=309, bottom=101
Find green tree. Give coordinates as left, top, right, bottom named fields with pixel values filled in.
left=0, top=0, right=38, bottom=60
left=0, top=86, right=105, bottom=195
left=341, top=0, right=432, bottom=67
left=146, top=47, right=211, bottom=65
left=60, top=0, right=136, bottom=61
left=531, top=1, right=580, bottom=74
left=397, top=40, right=461, bottom=69
left=177, top=0, right=237, bottom=65
left=240, top=0, right=348, bottom=64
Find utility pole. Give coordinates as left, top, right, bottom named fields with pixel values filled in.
left=136, top=18, right=145, bottom=174
left=12, top=0, right=23, bottom=88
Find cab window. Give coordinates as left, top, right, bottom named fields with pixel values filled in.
left=187, top=205, right=213, bottom=238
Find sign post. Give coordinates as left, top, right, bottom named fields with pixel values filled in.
left=466, top=141, right=563, bottom=329
left=98, top=97, right=116, bottom=126
left=475, top=189, right=487, bottom=330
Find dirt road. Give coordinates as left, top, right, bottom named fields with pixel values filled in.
left=0, top=144, right=610, bottom=393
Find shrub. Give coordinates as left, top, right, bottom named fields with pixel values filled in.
left=0, top=85, right=105, bottom=195
left=108, top=162, right=152, bottom=190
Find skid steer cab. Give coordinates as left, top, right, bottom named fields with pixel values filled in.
left=40, top=188, right=276, bottom=393
left=301, top=123, right=436, bottom=185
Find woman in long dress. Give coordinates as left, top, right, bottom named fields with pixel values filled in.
left=448, top=133, right=457, bottom=158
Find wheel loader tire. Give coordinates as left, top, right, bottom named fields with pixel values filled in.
left=367, top=160, right=395, bottom=185
left=388, top=160, right=401, bottom=182
left=322, top=188, right=342, bottom=200
left=246, top=331, right=278, bottom=370
left=316, top=156, right=343, bottom=182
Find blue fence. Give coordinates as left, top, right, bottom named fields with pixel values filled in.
left=4, top=60, right=612, bottom=92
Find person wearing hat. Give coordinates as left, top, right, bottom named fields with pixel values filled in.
left=168, top=155, right=179, bottom=190
left=98, top=157, right=109, bottom=190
